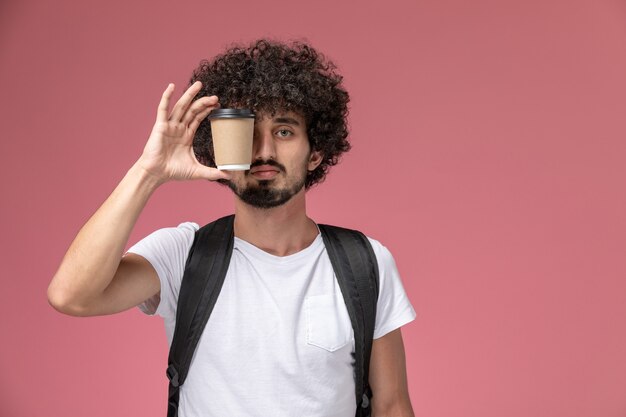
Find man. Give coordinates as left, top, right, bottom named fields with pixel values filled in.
left=48, top=39, right=416, bottom=417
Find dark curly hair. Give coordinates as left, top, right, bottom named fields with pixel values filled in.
left=190, top=38, right=351, bottom=189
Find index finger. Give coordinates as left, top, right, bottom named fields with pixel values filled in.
left=156, top=83, right=175, bottom=122
left=170, top=81, right=203, bottom=122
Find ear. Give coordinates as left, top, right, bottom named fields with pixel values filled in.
left=307, top=150, right=323, bottom=171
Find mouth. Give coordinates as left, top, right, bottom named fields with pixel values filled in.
left=249, top=165, right=281, bottom=180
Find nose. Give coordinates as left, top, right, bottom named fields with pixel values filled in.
left=252, top=126, right=276, bottom=162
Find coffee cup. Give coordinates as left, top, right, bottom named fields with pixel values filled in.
left=208, top=109, right=255, bottom=170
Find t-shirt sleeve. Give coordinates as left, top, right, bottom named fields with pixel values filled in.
left=368, top=238, right=417, bottom=339
left=124, top=222, right=199, bottom=318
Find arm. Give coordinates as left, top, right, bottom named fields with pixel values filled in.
left=47, top=164, right=161, bottom=316
left=369, top=328, right=415, bottom=417
left=47, top=82, right=229, bottom=317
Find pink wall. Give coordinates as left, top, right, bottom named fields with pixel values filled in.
left=1, top=0, right=625, bottom=416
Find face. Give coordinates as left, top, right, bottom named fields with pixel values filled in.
left=225, top=111, right=322, bottom=209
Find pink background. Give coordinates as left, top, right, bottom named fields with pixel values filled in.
left=1, top=0, right=625, bottom=416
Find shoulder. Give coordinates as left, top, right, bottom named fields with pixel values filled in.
left=365, top=236, right=394, bottom=262
left=146, top=221, right=199, bottom=240
left=363, top=236, right=400, bottom=284
left=317, top=223, right=396, bottom=263
left=318, top=223, right=397, bottom=270
left=127, top=221, right=199, bottom=255
left=162, top=221, right=200, bottom=235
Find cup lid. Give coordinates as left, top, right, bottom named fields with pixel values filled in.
left=208, top=108, right=255, bottom=119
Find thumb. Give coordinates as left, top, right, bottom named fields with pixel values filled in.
left=195, top=165, right=233, bottom=182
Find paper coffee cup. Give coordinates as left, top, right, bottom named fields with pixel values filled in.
left=208, top=109, right=255, bottom=170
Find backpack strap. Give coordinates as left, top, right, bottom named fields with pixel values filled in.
left=166, top=215, right=235, bottom=417
left=318, top=224, right=380, bottom=417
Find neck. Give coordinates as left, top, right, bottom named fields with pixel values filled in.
left=233, top=189, right=319, bottom=257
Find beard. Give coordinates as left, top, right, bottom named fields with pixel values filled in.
left=225, top=160, right=307, bottom=209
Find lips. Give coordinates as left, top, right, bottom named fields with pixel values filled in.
left=250, top=165, right=280, bottom=174
left=249, top=165, right=281, bottom=179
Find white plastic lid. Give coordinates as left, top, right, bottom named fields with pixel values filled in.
left=217, top=164, right=251, bottom=171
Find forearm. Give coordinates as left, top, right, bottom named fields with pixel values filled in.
left=48, top=161, right=160, bottom=310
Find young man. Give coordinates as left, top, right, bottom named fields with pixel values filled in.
left=48, top=39, right=416, bottom=417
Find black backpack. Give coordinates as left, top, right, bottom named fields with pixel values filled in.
left=165, top=215, right=379, bottom=417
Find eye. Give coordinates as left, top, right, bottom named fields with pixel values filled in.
left=276, top=129, right=293, bottom=138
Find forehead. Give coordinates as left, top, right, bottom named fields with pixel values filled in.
left=254, top=110, right=305, bottom=127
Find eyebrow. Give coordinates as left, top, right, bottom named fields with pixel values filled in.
left=273, top=117, right=301, bottom=126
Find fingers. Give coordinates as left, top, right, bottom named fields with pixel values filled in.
left=170, top=81, right=203, bottom=122
left=156, top=83, right=175, bottom=122
left=182, top=95, right=219, bottom=128
left=196, top=165, right=232, bottom=182
left=188, top=102, right=220, bottom=133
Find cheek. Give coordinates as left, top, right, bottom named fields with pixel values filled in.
left=275, top=137, right=312, bottom=170
left=228, top=171, right=247, bottom=183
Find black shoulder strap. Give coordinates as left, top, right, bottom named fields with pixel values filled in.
left=318, top=224, right=380, bottom=417
left=166, top=215, right=235, bottom=417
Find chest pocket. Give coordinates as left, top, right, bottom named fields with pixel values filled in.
left=305, top=293, right=353, bottom=352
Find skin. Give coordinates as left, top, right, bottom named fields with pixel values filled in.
left=229, top=110, right=323, bottom=256
left=47, top=81, right=414, bottom=416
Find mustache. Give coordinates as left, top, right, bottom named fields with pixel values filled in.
left=249, top=159, right=286, bottom=173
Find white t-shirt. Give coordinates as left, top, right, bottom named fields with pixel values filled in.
left=127, top=221, right=416, bottom=417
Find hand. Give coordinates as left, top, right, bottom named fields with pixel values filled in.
left=137, top=81, right=231, bottom=184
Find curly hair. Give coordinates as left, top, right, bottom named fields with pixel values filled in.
left=190, top=38, right=351, bottom=189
